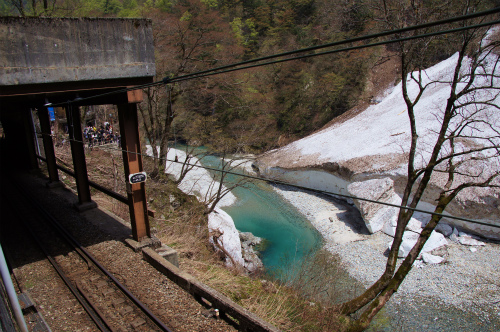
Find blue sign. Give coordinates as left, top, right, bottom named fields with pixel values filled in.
left=48, top=107, right=55, bottom=121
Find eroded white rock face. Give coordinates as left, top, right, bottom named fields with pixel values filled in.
left=161, top=148, right=259, bottom=271
left=164, top=149, right=236, bottom=208
left=348, top=177, right=455, bottom=239
left=208, top=208, right=244, bottom=268
left=348, top=178, right=400, bottom=234
left=256, top=51, right=500, bottom=240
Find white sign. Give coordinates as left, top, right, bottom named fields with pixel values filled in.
left=129, top=172, right=147, bottom=184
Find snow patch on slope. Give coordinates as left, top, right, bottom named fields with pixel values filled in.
left=257, top=51, right=500, bottom=239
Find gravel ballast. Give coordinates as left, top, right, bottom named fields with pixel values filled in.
left=5, top=173, right=238, bottom=332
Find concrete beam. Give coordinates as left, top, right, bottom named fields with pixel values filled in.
left=65, top=105, right=96, bottom=210
left=37, top=107, right=60, bottom=184
left=0, top=17, right=155, bottom=87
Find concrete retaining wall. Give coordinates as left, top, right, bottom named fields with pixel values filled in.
left=0, top=17, right=155, bottom=86
left=142, top=247, right=281, bottom=332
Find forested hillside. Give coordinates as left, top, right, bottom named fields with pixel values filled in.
left=3, top=0, right=495, bottom=153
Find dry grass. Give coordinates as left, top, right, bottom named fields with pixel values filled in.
left=44, top=144, right=351, bottom=331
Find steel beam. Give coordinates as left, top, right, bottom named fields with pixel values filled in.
left=38, top=107, right=60, bottom=184
left=117, top=96, right=150, bottom=242
left=66, top=105, right=96, bottom=210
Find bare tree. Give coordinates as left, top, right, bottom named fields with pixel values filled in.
left=139, top=85, right=174, bottom=178
left=139, top=0, right=243, bottom=177
left=338, top=6, right=500, bottom=332
left=173, top=145, right=210, bottom=185
left=8, top=0, right=55, bottom=16
left=203, top=154, right=252, bottom=214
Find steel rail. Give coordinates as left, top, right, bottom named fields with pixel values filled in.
left=36, top=155, right=127, bottom=203
left=16, top=184, right=174, bottom=332
left=24, top=227, right=113, bottom=332
left=3, top=192, right=112, bottom=332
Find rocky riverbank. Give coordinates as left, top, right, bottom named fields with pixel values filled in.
left=272, top=183, right=500, bottom=331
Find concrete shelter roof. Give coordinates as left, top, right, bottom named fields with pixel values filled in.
left=0, top=16, right=155, bottom=99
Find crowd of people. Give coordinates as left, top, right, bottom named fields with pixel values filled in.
left=83, top=122, right=119, bottom=149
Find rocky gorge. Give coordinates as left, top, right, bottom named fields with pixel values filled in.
left=268, top=182, right=500, bottom=330
left=157, top=38, right=500, bottom=329
left=256, top=48, right=500, bottom=247
left=250, top=47, right=500, bottom=329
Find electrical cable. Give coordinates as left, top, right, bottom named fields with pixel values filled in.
left=164, top=7, right=500, bottom=84
left=34, top=131, right=500, bottom=230
left=43, top=7, right=500, bottom=107
left=167, top=19, right=500, bottom=84
left=30, top=8, right=500, bottom=229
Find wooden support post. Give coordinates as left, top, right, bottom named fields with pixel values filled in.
left=66, top=105, right=97, bottom=211
left=23, top=110, right=39, bottom=170
left=38, top=107, right=61, bottom=185
left=117, top=91, right=150, bottom=242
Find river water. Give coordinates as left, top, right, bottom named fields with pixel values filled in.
left=172, top=147, right=499, bottom=331
left=197, top=152, right=323, bottom=276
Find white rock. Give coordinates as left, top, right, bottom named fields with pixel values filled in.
left=406, top=217, right=424, bottom=233
left=389, top=231, right=448, bottom=258
left=458, top=234, right=486, bottom=246
left=208, top=208, right=244, bottom=268
left=383, top=212, right=436, bottom=236
left=423, top=231, right=448, bottom=253
left=450, top=227, right=460, bottom=242
left=470, top=247, right=478, bottom=252
left=422, top=252, right=445, bottom=264
left=399, top=232, right=419, bottom=257
left=348, top=178, right=401, bottom=234
left=382, top=223, right=396, bottom=237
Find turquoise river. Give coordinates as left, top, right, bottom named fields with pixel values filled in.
left=190, top=149, right=323, bottom=276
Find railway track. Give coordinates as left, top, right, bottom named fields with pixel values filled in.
left=2, top=182, right=175, bottom=332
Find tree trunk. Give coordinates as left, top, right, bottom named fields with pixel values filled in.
left=347, top=198, right=451, bottom=331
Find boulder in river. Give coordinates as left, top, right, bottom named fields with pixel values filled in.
left=239, top=232, right=264, bottom=273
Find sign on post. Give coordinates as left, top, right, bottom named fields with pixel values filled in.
left=129, top=172, right=147, bottom=184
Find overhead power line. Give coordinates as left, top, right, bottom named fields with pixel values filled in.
left=33, top=8, right=500, bottom=230
left=35, top=132, right=500, bottom=230
left=167, top=18, right=500, bottom=84
left=46, top=7, right=500, bottom=107
left=165, top=7, right=500, bottom=84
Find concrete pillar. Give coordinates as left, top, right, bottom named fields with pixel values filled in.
left=38, top=107, right=61, bottom=186
left=65, top=105, right=97, bottom=211
left=117, top=95, right=150, bottom=242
